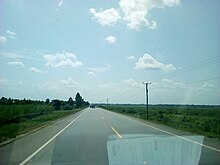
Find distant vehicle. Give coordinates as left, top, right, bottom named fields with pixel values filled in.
left=90, top=104, right=96, bottom=108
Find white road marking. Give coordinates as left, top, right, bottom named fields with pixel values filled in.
left=19, top=110, right=87, bottom=165
left=97, top=111, right=105, bottom=119
left=103, top=109, right=220, bottom=153
left=111, top=127, right=122, bottom=139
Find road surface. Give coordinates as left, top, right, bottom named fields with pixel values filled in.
left=0, top=108, right=220, bottom=165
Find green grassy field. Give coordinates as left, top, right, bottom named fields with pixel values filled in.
left=0, top=104, right=82, bottom=143
left=101, top=104, right=220, bottom=139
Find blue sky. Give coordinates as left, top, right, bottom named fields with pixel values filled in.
left=0, top=0, right=220, bottom=104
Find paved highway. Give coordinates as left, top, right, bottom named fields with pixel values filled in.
left=0, top=108, right=220, bottom=165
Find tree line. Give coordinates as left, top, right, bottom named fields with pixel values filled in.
left=0, top=92, right=89, bottom=110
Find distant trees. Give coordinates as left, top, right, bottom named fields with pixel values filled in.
left=0, top=92, right=90, bottom=110
left=0, top=97, right=44, bottom=105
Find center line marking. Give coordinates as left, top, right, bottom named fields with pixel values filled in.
left=111, top=127, right=122, bottom=139
left=104, top=109, right=220, bottom=153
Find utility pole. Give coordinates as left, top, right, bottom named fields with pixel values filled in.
left=106, top=98, right=109, bottom=110
left=143, top=82, right=151, bottom=120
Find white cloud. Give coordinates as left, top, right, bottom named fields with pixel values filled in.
left=163, top=0, right=180, bottom=7
left=89, top=64, right=111, bottom=73
left=88, top=72, right=97, bottom=77
left=44, top=52, right=83, bottom=68
left=98, top=82, right=116, bottom=89
left=119, top=0, right=151, bottom=30
left=124, top=78, right=142, bottom=87
left=16, top=81, right=23, bottom=86
left=162, top=78, right=173, bottom=83
left=162, top=78, right=186, bottom=88
left=8, top=61, right=24, bottom=67
left=105, top=35, right=117, bottom=44
left=127, top=56, right=136, bottom=60
left=59, top=78, right=79, bottom=86
left=0, top=52, right=23, bottom=59
left=90, top=8, right=121, bottom=26
left=90, top=0, right=180, bottom=30
left=6, top=30, right=17, bottom=39
left=135, top=53, right=176, bottom=71
left=0, top=51, right=40, bottom=61
left=0, top=36, right=7, bottom=44
left=0, top=79, right=10, bottom=86
left=197, top=82, right=213, bottom=92
left=6, top=30, right=16, bottom=36
left=202, top=82, right=213, bottom=88
left=58, top=0, right=64, bottom=7
left=119, top=0, right=180, bottom=30
left=28, top=67, right=42, bottom=73
left=149, top=20, right=157, bottom=29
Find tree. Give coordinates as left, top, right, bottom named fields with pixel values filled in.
left=52, top=99, right=61, bottom=110
left=75, top=93, right=83, bottom=108
left=68, top=97, right=74, bottom=106
left=46, top=98, right=50, bottom=104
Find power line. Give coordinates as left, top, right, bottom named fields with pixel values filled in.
left=186, top=76, right=220, bottom=84
left=172, top=56, right=220, bottom=77
left=152, top=55, right=220, bottom=83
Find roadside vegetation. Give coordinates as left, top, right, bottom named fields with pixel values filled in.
left=0, top=92, right=89, bottom=143
left=100, top=104, right=220, bottom=139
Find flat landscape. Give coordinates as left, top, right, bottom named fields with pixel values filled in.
left=0, top=108, right=219, bottom=165
left=1, top=1, right=220, bottom=165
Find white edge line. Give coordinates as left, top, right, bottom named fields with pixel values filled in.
left=111, top=127, right=122, bottom=139
left=19, top=110, right=87, bottom=165
left=103, top=109, right=220, bottom=153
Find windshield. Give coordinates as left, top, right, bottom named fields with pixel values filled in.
left=0, top=0, right=220, bottom=165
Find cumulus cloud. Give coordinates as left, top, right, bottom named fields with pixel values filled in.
left=88, top=72, right=97, bottom=77
left=0, top=36, right=7, bottom=44
left=197, top=82, right=213, bottom=92
left=90, top=8, right=121, bottom=26
left=6, top=30, right=17, bottom=39
left=90, top=0, right=180, bottom=30
left=105, top=35, right=117, bottom=44
left=124, top=78, right=142, bottom=87
left=8, top=61, right=24, bottom=67
left=28, top=67, right=42, bottom=73
left=44, top=52, right=83, bottom=68
left=59, top=78, right=79, bottom=86
left=89, top=64, right=111, bottom=73
left=162, top=78, right=186, bottom=88
left=119, top=0, right=152, bottom=30
left=163, top=0, right=180, bottom=7
left=127, top=56, right=136, bottom=60
left=135, top=53, right=176, bottom=71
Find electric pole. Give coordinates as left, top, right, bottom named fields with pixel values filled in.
left=143, top=82, right=151, bottom=120
left=106, top=98, right=109, bottom=110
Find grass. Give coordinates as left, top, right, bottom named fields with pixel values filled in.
left=101, top=105, right=220, bottom=139
left=0, top=108, right=81, bottom=143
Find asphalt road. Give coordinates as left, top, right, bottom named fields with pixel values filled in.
left=0, top=108, right=220, bottom=165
